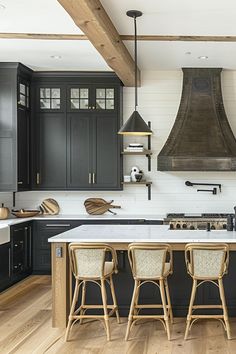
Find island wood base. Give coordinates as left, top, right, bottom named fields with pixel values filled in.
left=51, top=242, right=236, bottom=328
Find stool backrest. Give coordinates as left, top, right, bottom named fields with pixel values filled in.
left=185, top=243, right=229, bottom=279
left=128, top=243, right=172, bottom=279
left=68, top=243, right=117, bottom=279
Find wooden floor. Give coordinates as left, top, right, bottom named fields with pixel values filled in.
left=1, top=277, right=236, bottom=354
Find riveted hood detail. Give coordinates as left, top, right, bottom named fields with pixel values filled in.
left=157, top=68, right=236, bottom=171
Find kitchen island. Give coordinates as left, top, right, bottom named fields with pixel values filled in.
left=49, top=224, right=236, bottom=328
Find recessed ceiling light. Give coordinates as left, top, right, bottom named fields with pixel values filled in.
left=198, top=56, right=208, bottom=60
left=50, top=55, right=62, bottom=59
left=0, top=4, right=6, bottom=10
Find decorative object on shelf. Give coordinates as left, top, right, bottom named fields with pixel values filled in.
left=84, top=198, right=121, bottom=215
left=123, top=175, right=131, bottom=182
left=124, top=143, right=144, bottom=152
left=0, top=203, right=10, bottom=219
left=118, top=10, right=152, bottom=136
left=185, top=180, right=221, bottom=194
left=11, top=209, right=40, bottom=218
left=130, top=166, right=143, bottom=182
left=40, top=198, right=60, bottom=215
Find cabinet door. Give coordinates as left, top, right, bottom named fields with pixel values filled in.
left=17, top=108, right=30, bottom=190
left=67, top=113, right=93, bottom=189
left=17, top=79, right=30, bottom=190
left=0, top=68, right=17, bottom=191
left=93, top=113, right=121, bottom=189
left=34, top=113, right=67, bottom=189
left=33, top=221, right=82, bottom=273
left=0, top=242, right=11, bottom=291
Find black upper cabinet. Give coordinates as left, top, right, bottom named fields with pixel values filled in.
left=0, top=63, right=32, bottom=191
left=31, top=72, right=123, bottom=190
left=68, top=112, right=120, bottom=189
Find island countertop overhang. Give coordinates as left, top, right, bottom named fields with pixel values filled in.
left=48, top=224, right=236, bottom=244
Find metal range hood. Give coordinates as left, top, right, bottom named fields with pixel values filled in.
left=157, top=68, right=236, bottom=171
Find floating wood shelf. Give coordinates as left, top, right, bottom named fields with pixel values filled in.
left=121, top=122, right=152, bottom=171
left=121, top=181, right=152, bottom=200
left=121, top=150, right=152, bottom=156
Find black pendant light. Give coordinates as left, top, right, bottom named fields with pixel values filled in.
left=118, top=10, right=152, bottom=136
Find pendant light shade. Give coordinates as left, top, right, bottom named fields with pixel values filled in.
left=118, top=10, right=152, bottom=136
left=118, top=110, right=152, bottom=135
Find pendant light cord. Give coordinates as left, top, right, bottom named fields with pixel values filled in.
left=134, top=15, right=138, bottom=111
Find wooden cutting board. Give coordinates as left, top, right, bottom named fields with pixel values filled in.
left=40, top=198, right=60, bottom=215
left=84, top=198, right=121, bottom=215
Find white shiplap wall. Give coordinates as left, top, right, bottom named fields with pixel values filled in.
left=3, top=70, right=236, bottom=215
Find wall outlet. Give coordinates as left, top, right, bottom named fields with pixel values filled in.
left=55, top=247, right=62, bottom=258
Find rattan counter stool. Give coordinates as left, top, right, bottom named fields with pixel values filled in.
left=65, top=243, right=120, bottom=342
left=125, top=243, right=173, bottom=341
left=184, top=243, right=231, bottom=340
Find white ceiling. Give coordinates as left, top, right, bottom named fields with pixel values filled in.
left=0, top=0, right=110, bottom=71
left=1, top=0, right=236, bottom=71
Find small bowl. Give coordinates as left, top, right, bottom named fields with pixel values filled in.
left=135, top=173, right=143, bottom=182
left=11, top=209, right=40, bottom=218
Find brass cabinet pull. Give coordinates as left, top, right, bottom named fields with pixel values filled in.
left=92, top=172, right=96, bottom=184
left=36, top=173, right=40, bottom=185
left=89, top=173, right=92, bottom=184
left=18, top=181, right=23, bottom=185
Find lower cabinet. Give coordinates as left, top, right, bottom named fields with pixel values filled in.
left=11, top=222, right=32, bottom=282
left=0, top=242, right=11, bottom=292
left=33, top=220, right=82, bottom=273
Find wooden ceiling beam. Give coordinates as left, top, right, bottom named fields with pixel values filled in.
left=2, top=33, right=236, bottom=42
left=57, top=0, right=139, bottom=87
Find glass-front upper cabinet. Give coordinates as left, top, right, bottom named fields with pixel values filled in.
left=40, top=88, right=61, bottom=110
left=67, top=85, right=115, bottom=112
left=36, top=85, right=66, bottom=112
left=18, top=80, right=30, bottom=109
left=69, top=87, right=89, bottom=110
left=96, top=88, right=114, bottom=110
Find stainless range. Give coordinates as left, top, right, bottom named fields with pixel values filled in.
left=164, top=213, right=234, bottom=230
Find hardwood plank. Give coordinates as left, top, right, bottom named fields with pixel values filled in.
left=57, top=0, right=138, bottom=87
left=1, top=277, right=236, bottom=353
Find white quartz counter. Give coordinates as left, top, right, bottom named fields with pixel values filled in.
left=0, top=214, right=165, bottom=227
left=48, top=224, right=236, bottom=243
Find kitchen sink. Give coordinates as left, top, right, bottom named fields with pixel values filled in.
left=0, top=224, right=10, bottom=245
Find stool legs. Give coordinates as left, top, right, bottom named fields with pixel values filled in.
left=160, top=279, right=171, bottom=340
left=109, top=275, right=120, bottom=324
left=126, top=279, right=172, bottom=341
left=184, top=279, right=197, bottom=340
left=185, top=278, right=231, bottom=340
left=125, top=280, right=138, bottom=341
left=218, top=278, right=231, bottom=340
left=101, top=278, right=111, bottom=341
left=79, top=281, right=86, bottom=325
left=65, top=279, right=80, bottom=341
left=164, top=278, right=174, bottom=324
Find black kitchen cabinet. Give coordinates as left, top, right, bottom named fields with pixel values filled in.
left=0, top=242, right=11, bottom=291
left=33, top=220, right=82, bottom=273
left=33, top=112, right=67, bottom=189
left=17, top=77, right=31, bottom=190
left=68, top=112, right=120, bottom=189
left=11, top=222, right=32, bottom=281
left=0, top=63, right=32, bottom=191
left=31, top=72, right=122, bottom=190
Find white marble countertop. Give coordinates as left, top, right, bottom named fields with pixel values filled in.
left=0, top=214, right=165, bottom=227
left=48, top=224, right=236, bottom=243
